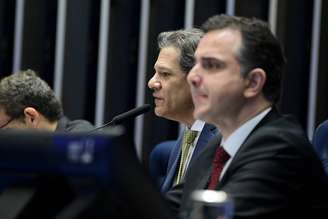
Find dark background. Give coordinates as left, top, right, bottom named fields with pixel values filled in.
left=0, top=0, right=327, bottom=166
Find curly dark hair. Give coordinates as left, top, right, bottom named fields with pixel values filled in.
left=202, top=14, right=286, bottom=103
left=0, top=69, right=63, bottom=122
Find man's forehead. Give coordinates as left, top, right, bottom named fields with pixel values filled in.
left=195, top=29, right=241, bottom=57
left=154, top=47, right=181, bottom=70
left=154, top=64, right=173, bottom=73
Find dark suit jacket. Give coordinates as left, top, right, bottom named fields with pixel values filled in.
left=149, top=140, right=176, bottom=187
left=313, top=119, right=328, bottom=175
left=161, top=123, right=217, bottom=193
left=179, top=109, right=328, bottom=219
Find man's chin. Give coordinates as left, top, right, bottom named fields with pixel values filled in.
left=154, top=107, right=164, bottom=117
left=155, top=108, right=175, bottom=121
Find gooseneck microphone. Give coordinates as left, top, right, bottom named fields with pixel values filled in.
left=90, top=104, right=152, bottom=132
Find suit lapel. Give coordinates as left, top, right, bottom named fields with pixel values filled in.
left=161, top=136, right=183, bottom=192
left=190, top=124, right=217, bottom=164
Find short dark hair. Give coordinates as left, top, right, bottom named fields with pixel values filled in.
left=0, top=69, right=63, bottom=122
left=202, top=14, right=286, bottom=103
left=157, top=28, right=204, bottom=73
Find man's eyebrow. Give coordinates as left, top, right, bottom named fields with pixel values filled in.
left=154, top=66, right=173, bottom=72
left=201, top=57, right=226, bottom=65
left=201, top=56, right=221, bottom=62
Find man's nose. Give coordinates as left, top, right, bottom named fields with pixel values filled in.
left=187, top=65, right=201, bottom=87
left=148, top=75, right=161, bottom=90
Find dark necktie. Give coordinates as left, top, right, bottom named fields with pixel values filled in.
left=207, top=146, right=230, bottom=190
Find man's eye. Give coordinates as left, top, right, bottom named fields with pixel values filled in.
left=159, top=72, right=170, bottom=77
left=202, top=59, right=222, bottom=70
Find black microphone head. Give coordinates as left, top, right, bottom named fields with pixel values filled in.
left=111, top=104, right=152, bottom=125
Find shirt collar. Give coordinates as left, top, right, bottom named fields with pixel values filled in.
left=190, top=120, right=205, bottom=132
left=222, top=107, right=272, bottom=157
left=181, top=120, right=205, bottom=149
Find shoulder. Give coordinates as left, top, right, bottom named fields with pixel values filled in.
left=220, top=114, right=328, bottom=216
left=57, top=116, right=94, bottom=132
left=66, top=119, right=94, bottom=132
left=224, top=112, right=325, bottom=187
left=248, top=112, right=309, bottom=150
left=314, top=119, right=328, bottom=139
left=228, top=113, right=325, bottom=185
left=150, top=140, right=176, bottom=163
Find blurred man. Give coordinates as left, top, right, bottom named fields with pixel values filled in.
left=148, top=29, right=217, bottom=198
left=313, top=119, right=328, bottom=175
left=0, top=69, right=93, bottom=132
left=178, top=14, right=328, bottom=218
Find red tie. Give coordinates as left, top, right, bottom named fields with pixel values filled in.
left=207, top=146, right=230, bottom=190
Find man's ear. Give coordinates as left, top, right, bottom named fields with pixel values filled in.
left=244, top=68, right=266, bottom=98
left=23, top=107, right=40, bottom=128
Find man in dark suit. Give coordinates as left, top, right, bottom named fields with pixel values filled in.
left=0, top=69, right=93, bottom=132
left=178, top=14, right=328, bottom=218
left=148, top=29, right=217, bottom=199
